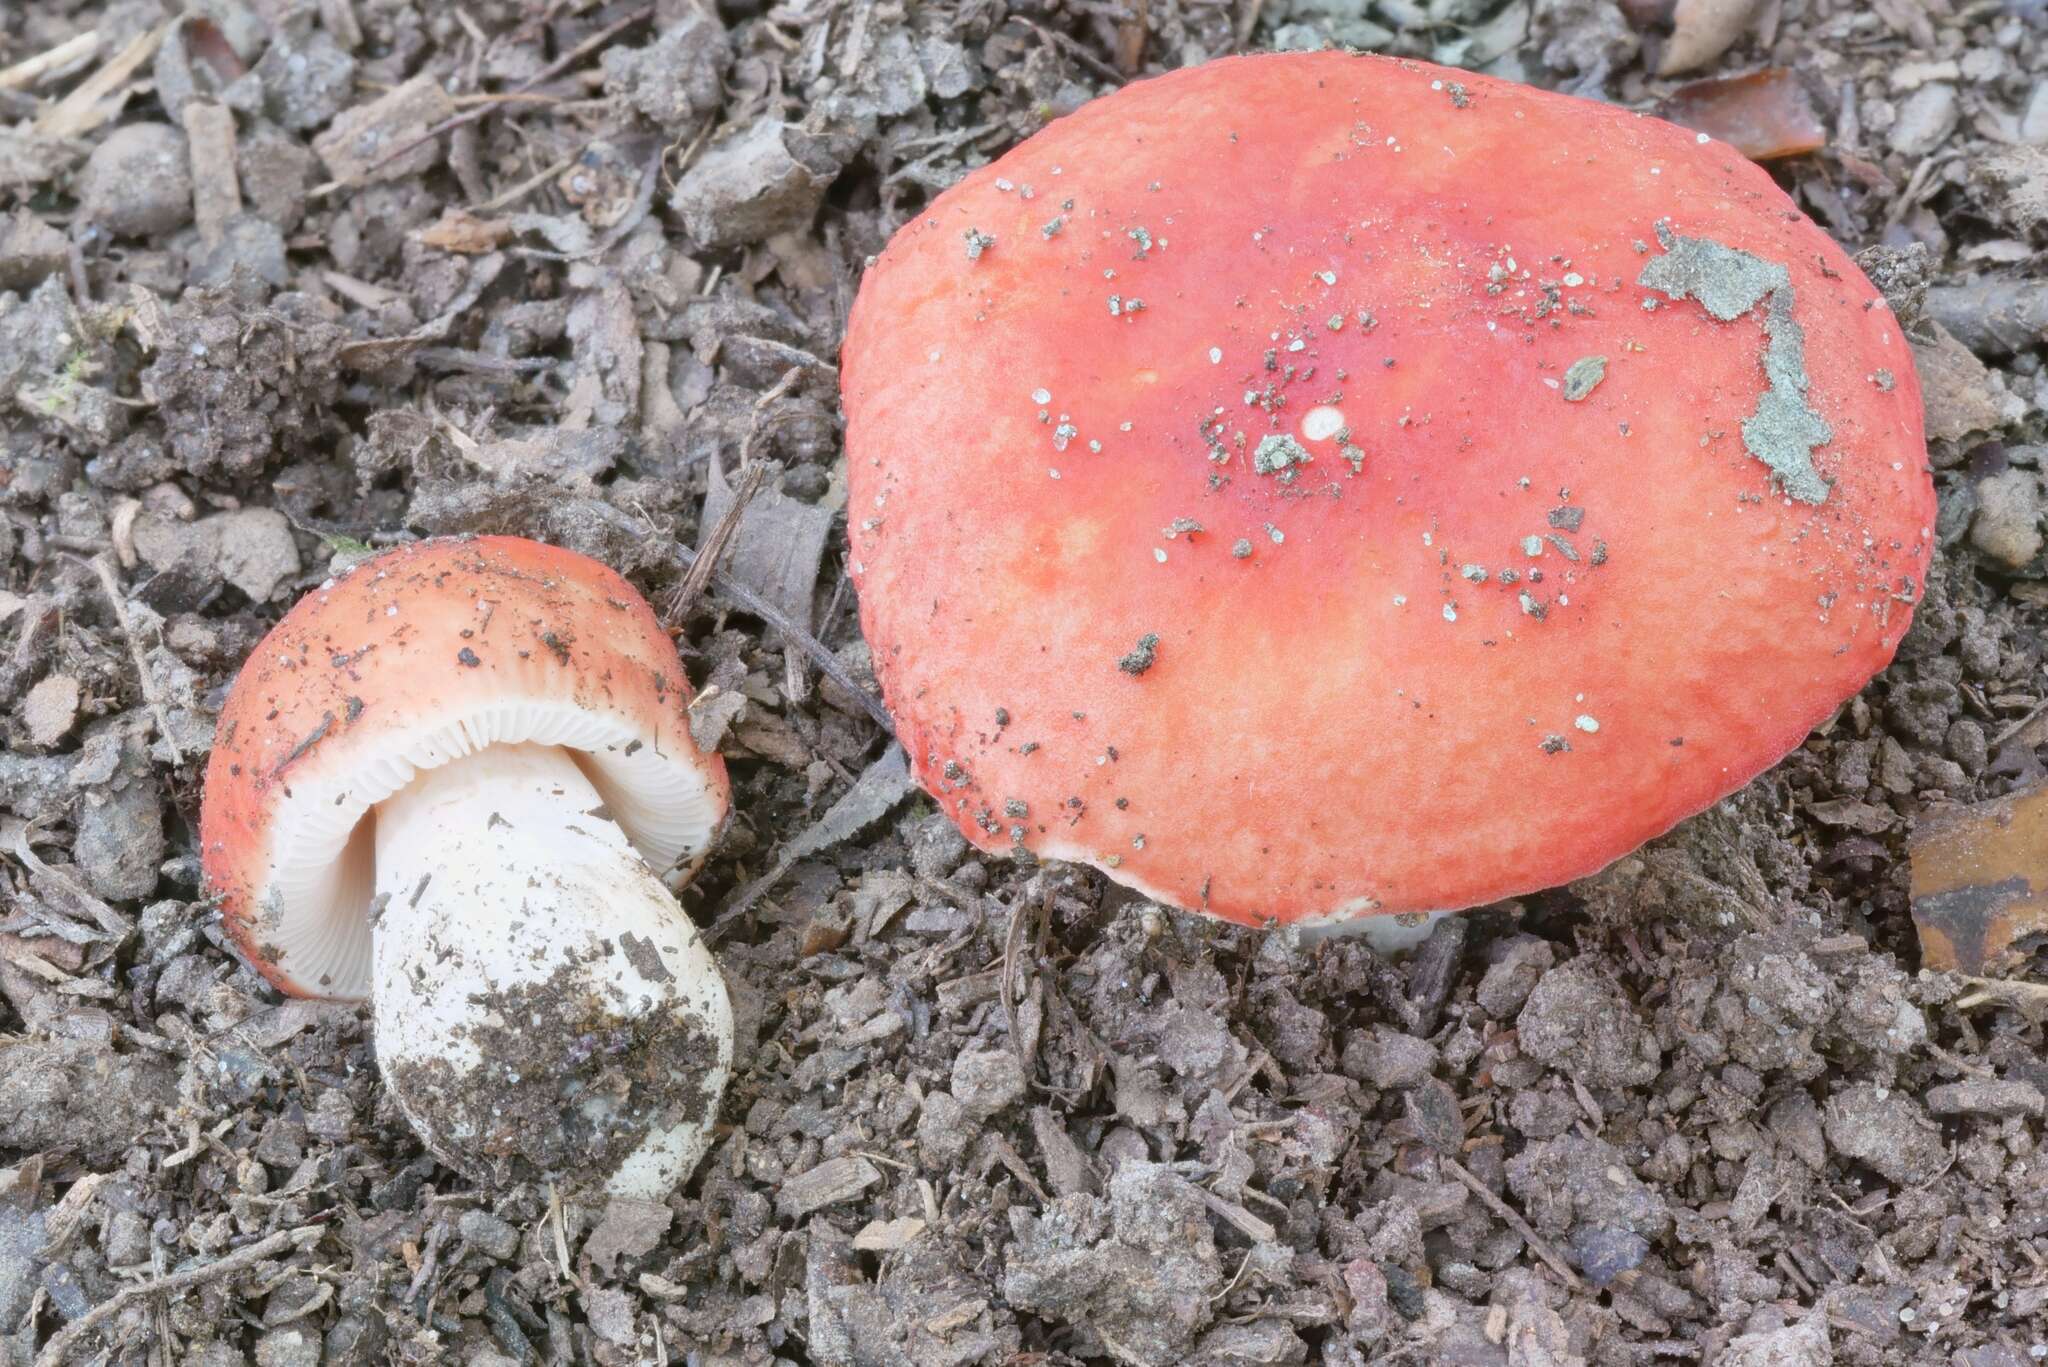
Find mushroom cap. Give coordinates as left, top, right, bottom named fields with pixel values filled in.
left=201, top=536, right=730, bottom=997
left=841, top=52, right=1934, bottom=928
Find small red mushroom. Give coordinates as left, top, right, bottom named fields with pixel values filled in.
left=201, top=535, right=732, bottom=1195
left=841, top=52, right=1934, bottom=942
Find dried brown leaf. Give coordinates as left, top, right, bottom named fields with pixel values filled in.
left=1911, top=779, right=2048, bottom=973
left=1662, top=68, right=1825, bottom=161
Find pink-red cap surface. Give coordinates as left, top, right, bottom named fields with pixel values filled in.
left=841, top=52, right=1934, bottom=928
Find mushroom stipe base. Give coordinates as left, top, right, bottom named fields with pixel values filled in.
left=372, top=742, right=733, bottom=1197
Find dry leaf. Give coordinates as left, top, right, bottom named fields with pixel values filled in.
left=414, top=207, right=513, bottom=253
left=1658, top=0, right=1767, bottom=75
left=1911, top=779, right=2048, bottom=973
left=1661, top=69, right=1825, bottom=161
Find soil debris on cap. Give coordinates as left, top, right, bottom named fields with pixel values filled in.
left=1252, top=433, right=1311, bottom=477
left=1561, top=355, right=1608, bottom=401
left=1636, top=224, right=1832, bottom=503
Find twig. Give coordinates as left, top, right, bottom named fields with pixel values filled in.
left=667, top=463, right=767, bottom=621
left=1234, top=0, right=1264, bottom=49
left=1008, top=16, right=1126, bottom=85
left=32, top=22, right=165, bottom=138
left=664, top=367, right=806, bottom=620
left=354, top=88, right=561, bottom=108
left=1439, top=1156, right=1584, bottom=1293
left=413, top=347, right=557, bottom=374
left=673, top=544, right=895, bottom=736
left=36, top=1226, right=321, bottom=1365
left=1989, top=692, right=2048, bottom=748
left=0, top=29, right=101, bottom=91
left=1953, top=975, right=2048, bottom=1012
left=514, top=141, right=666, bottom=263
left=474, top=154, right=576, bottom=212
left=999, top=888, right=1034, bottom=1061
left=76, top=554, right=183, bottom=766
left=65, top=238, right=90, bottom=307
left=358, top=5, right=653, bottom=179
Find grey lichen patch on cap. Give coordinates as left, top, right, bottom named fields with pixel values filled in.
left=1636, top=224, right=1832, bottom=505
left=1561, top=355, right=1607, bottom=402
left=1118, top=633, right=1160, bottom=676
left=1252, top=433, right=1311, bottom=477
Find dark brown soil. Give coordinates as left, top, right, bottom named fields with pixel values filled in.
left=3, top=0, right=2047, bottom=1364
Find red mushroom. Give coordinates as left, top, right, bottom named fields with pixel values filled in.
left=201, top=536, right=732, bottom=1195
left=841, top=52, right=1934, bottom=940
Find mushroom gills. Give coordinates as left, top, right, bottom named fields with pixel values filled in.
left=370, top=741, right=733, bottom=1199
left=1291, top=908, right=1454, bottom=952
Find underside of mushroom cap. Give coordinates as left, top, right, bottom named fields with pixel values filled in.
left=201, top=536, right=731, bottom=998
left=841, top=52, right=1935, bottom=928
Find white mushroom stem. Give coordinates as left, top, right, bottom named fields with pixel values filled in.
left=370, top=742, right=732, bottom=1199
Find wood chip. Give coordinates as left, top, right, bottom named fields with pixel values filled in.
left=312, top=75, right=455, bottom=187
left=1030, top=1106, right=1099, bottom=1197
left=777, top=1155, right=882, bottom=1218
left=1407, top=912, right=1468, bottom=1036
left=21, top=674, right=80, bottom=748
left=852, top=1216, right=927, bottom=1251
left=180, top=100, right=241, bottom=249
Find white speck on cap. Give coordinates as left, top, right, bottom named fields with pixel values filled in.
left=1031, top=387, right=1051, bottom=404
left=1208, top=347, right=1223, bottom=364
left=1575, top=715, right=1599, bottom=733
left=1300, top=405, right=1346, bottom=442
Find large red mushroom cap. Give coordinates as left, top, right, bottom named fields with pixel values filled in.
left=841, top=52, right=1934, bottom=929
left=202, top=534, right=730, bottom=998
